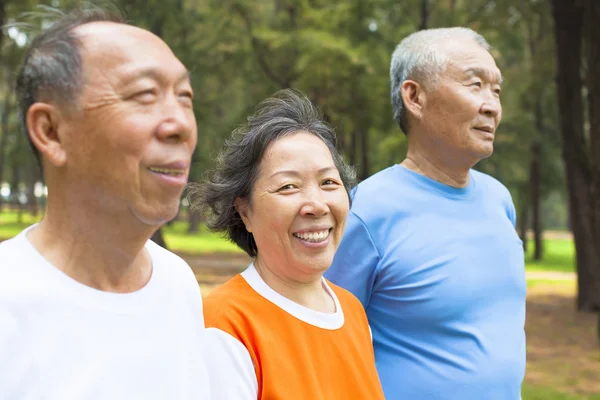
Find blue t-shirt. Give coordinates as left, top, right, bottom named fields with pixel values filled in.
left=325, top=165, right=526, bottom=400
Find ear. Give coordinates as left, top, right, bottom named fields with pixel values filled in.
left=400, top=80, right=426, bottom=122
left=26, top=103, right=67, bottom=167
left=234, top=197, right=252, bottom=232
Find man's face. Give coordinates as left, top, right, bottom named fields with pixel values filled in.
left=420, top=38, right=502, bottom=164
left=60, top=22, right=197, bottom=226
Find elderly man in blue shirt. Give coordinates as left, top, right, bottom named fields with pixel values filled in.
left=325, top=27, right=526, bottom=400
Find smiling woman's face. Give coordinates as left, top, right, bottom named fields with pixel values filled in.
left=237, top=131, right=350, bottom=283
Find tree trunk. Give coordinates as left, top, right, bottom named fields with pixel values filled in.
left=188, top=210, right=201, bottom=234
left=531, top=100, right=544, bottom=261
left=551, top=0, right=600, bottom=313
left=359, top=130, right=369, bottom=181
left=0, top=48, right=14, bottom=208
left=349, top=130, right=358, bottom=166
left=583, top=0, right=600, bottom=335
left=0, top=0, right=6, bottom=55
left=419, top=0, right=429, bottom=31
left=518, top=186, right=529, bottom=252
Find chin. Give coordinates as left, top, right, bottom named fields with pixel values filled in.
left=471, top=143, right=494, bottom=160
left=133, top=202, right=181, bottom=227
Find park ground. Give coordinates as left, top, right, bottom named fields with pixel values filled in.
left=1, top=211, right=599, bottom=400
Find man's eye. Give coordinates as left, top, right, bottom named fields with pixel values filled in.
left=134, top=89, right=157, bottom=101
left=180, top=90, right=194, bottom=100
left=471, top=81, right=482, bottom=87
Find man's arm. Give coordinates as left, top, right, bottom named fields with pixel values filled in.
left=324, top=211, right=381, bottom=308
left=204, top=327, right=258, bottom=400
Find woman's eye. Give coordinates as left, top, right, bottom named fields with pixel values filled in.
left=471, top=81, right=482, bottom=87
left=322, top=179, right=341, bottom=187
left=279, top=184, right=295, bottom=191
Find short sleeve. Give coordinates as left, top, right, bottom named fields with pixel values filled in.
left=503, top=189, right=517, bottom=228
left=204, top=327, right=258, bottom=400
left=324, top=211, right=380, bottom=308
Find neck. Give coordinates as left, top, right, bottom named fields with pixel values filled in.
left=253, top=257, right=336, bottom=314
left=402, top=139, right=472, bottom=188
left=27, top=192, right=156, bottom=293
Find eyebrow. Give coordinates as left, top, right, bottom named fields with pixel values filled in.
left=464, top=67, right=503, bottom=85
left=120, top=67, right=192, bottom=87
left=269, top=166, right=338, bottom=179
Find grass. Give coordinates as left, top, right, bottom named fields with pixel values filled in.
left=522, top=383, right=600, bottom=400
left=162, top=221, right=241, bottom=253
left=526, top=279, right=575, bottom=289
left=0, top=210, right=242, bottom=254
left=525, top=238, right=576, bottom=273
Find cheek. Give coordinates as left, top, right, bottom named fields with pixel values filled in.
left=249, top=200, right=293, bottom=239
left=331, top=192, right=350, bottom=225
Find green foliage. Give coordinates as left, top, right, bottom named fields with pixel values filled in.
left=0, top=0, right=569, bottom=221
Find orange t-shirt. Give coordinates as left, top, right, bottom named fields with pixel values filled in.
left=203, top=264, right=385, bottom=400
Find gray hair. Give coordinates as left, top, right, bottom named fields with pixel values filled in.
left=390, top=27, right=491, bottom=134
left=188, top=89, right=356, bottom=258
left=15, top=3, right=126, bottom=167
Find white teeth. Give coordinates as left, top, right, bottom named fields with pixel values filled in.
left=149, top=167, right=184, bottom=176
left=294, top=230, right=330, bottom=242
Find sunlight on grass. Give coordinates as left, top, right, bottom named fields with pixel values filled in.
left=0, top=210, right=242, bottom=254
left=525, top=238, right=575, bottom=273
left=0, top=210, right=42, bottom=238
left=526, top=279, right=575, bottom=289
left=522, top=383, right=600, bottom=400
left=162, top=221, right=241, bottom=253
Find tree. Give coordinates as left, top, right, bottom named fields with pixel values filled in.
left=550, top=0, right=600, bottom=339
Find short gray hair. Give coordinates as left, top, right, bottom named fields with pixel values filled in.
left=15, top=3, right=126, bottom=167
left=188, top=89, right=356, bottom=258
left=390, top=27, right=491, bottom=134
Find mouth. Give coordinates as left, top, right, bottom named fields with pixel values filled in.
left=293, top=228, right=332, bottom=243
left=148, top=167, right=186, bottom=176
left=473, top=126, right=494, bottom=134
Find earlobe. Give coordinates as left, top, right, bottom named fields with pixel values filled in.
left=234, top=197, right=252, bottom=232
left=26, top=103, right=67, bottom=167
left=401, top=80, right=424, bottom=120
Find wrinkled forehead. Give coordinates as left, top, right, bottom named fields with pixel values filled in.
left=74, top=22, right=187, bottom=80
left=441, top=38, right=502, bottom=82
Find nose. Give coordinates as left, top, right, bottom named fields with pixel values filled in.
left=300, top=188, right=330, bottom=218
left=480, top=90, right=501, bottom=120
left=156, top=93, right=196, bottom=144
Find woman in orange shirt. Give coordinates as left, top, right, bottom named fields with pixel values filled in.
left=189, top=89, right=385, bottom=400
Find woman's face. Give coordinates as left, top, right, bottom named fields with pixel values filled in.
left=237, top=131, right=350, bottom=283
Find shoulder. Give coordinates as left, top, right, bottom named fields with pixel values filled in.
left=471, top=169, right=512, bottom=199
left=0, top=231, right=36, bottom=286
left=145, top=239, right=196, bottom=283
left=327, top=281, right=366, bottom=311
left=203, top=275, right=256, bottom=328
left=348, top=166, right=405, bottom=225
left=351, top=166, right=401, bottom=205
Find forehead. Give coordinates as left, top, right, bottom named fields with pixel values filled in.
left=75, top=22, right=187, bottom=82
left=260, top=132, right=334, bottom=171
left=441, top=38, right=502, bottom=81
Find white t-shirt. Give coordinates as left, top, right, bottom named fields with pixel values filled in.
left=0, top=227, right=211, bottom=400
